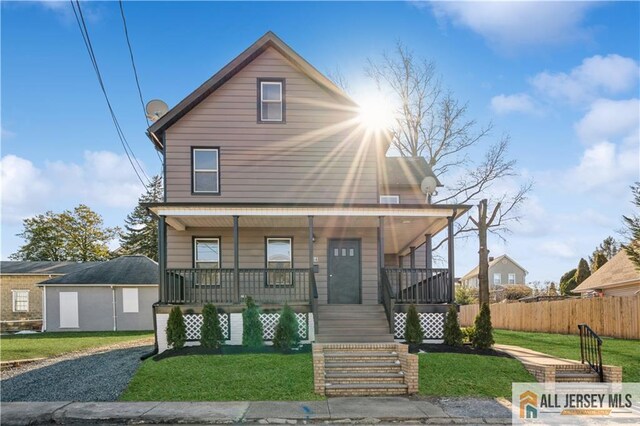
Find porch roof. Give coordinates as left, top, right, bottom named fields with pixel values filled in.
left=147, top=202, right=470, bottom=256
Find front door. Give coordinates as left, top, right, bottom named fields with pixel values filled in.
left=328, top=239, right=361, bottom=304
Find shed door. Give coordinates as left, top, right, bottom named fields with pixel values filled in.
left=59, top=292, right=79, bottom=328
left=328, top=239, right=361, bottom=304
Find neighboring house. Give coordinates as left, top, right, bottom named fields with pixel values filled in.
left=145, top=32, right=469, bottom=352
left=574, top=251, right=640, bottom=297
left=458, top=254, right=528, bottom=289
left=0, top=261, right=97, bottom=332
left=39, top=256, right=158, bottom=332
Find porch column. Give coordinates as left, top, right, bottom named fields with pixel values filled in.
left=308, top=216, right=314, bottom=302
left=409, top=246, right=416, bottom=268
left=378, top=216, right=385, bottom=303
left=233, top=215, right=240, bottom=304
left=424, top=234, right=432, bottom=270
left=447, top=216, right=455, bottom=303
left=158, top=216, right=166, bottom=303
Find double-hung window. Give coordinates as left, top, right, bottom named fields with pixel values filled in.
left=194, top=238, right=220, bottom=285
left=508, top=273, right=516, bottom=284
left=12, top=290, right=29, bottom=312
left=266, top=237, right=292, bottom=286
left=493, top=273, right=502, bottom=286
left=259, top=79, right=284, bottom=122
left=192, top=148, right=219, bottom=194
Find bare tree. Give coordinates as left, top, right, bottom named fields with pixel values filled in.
left=367, top=43, right=532, bottom=249
left=470, top=199, right=501, bottom=305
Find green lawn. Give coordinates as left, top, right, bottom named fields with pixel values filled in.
left=120, top=352, right=322, bottom=401
left=419, top=353, right=533, bottom=398
left=494, top=330, right=640, bottom=382
left=0, top=331, right=153, bottom=361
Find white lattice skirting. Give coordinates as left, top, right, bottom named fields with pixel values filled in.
left=394, top=312, right=445, bottom=339
left=184, top=313, right=230, bottom=341
left=259, top=312, right=308, bottom=340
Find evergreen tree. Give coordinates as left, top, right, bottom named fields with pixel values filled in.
left=200, top=304, right=224, bottom=348
left=166, top=306, right=186, bottom=349
left=547, top=281, right=558, bottom=296
left=472, top=303, right=494, bottom=349
left=590, top=252, right=608, bottom=273
left=622, top=182, right=640, bottom=270
left=559, top=268, right=577, bottom=296
left=404, top=304, right=424, bottom=344
left=443, top=305, right=463, bottom=346
left=242, top=297, right=264, bottom=348
left=273, top=303, right=300, bottom=352
left=119, top=175, right=163, bottom=260
left=575, top=258, right=591, bottom=285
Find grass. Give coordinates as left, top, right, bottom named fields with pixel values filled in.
left=0, top=331, right=153, bottom=361
left=494, top=330, right=640, bottom=382
left=120, top=352, right=322, bottom=401
left=419, top=353, right=534, bottom=398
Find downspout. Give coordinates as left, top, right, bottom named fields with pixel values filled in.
left=111, top=286, right=117, bottom=331
left=42, top=285, right=47, bottom=332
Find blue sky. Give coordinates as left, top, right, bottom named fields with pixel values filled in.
left=2, top=1, right=639, bottom=283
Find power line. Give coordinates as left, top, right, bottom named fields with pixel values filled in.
left=118, top=0, right=164, bottom=165
left=69, top=0, right=150, bottom=187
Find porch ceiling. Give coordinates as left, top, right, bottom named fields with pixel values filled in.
left=149, top=203, right=469, bottom=256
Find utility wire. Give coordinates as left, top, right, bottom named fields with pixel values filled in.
left=118, top=0, right=164, bottom=165
left=70, top=0, right=150, bottom=187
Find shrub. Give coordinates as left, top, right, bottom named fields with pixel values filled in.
left=455, top=284, right=478, bottom=305
left=404, top=304, right=424, bottom=344
left=462, top=326, right=476, bottom=343
left=472, top=303, right=494, bottom=349
left=242, top=296, right=264, bottom=348
left=200, top=304, right=224, bottom=348
left=502, top=284, right=533, bottom=301
left=273, top=303, right=300, bottom=352
left=166, top=306, right=186, bottom=349
left=443, top=305, right=463, bottom=346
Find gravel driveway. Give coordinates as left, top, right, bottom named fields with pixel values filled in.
left=1, top=344, right=153, bottom=402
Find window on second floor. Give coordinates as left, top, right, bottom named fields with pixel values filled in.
left=259, top=79, right=285, bottom=122
left=379, top=195, right=400, bottom=204
left=493, top=273, right=502, bottom=285
left=192, top=148, right=219, bottom=194
left=12, top=290, right=29, bottom=312
left=508, top=273, right=516, bottom=284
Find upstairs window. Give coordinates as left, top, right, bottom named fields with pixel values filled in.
left=259, top=79, right=285, bottom=122
left=12, top=290, right=29, bottom=312
left=192, top=148, right=219, bottom=194
left=380, top=195, right=400, bottom=204
left=508, top=273, right=516, bottom=284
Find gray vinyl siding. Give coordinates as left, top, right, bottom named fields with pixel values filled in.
left=164, top=47, right=378, bottom=204
left=489, top=260, right=526, bottom=285
left=44, top=286, right=156, bottom=332
left=167, top=226, right=379, bottom=305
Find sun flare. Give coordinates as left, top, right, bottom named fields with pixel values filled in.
left=357, top=93, right=396, bottom=131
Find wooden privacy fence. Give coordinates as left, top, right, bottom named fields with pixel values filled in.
left=458, top=295, right=640, bottom=340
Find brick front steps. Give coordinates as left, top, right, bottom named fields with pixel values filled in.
left=313, top=343, right=418, bottom=396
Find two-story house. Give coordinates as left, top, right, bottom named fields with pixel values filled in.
left=458, top=254, right=528, bottom=289
left=146, top=32, right=469, bottom=356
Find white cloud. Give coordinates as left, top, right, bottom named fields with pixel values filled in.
left=537, top=240, right=578, bottom=260
left=490, top=93, right=539, bottom=115
left=430, top=1, right=595, bottom=50
left=531, top=55, right=640, bottom=104
left=1, top=126, right=15, bottom=139
left=575, top=98, right=640, bottom=145
left=0, top=151, right=145, bottom=224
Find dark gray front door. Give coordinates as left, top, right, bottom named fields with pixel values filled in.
left=328, top=239, right=361, bottom=304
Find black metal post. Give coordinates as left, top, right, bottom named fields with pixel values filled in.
left=158, top=216, right=166, bottom=303
left=308, top=215, right=314, bottom=301
left=233, top=215, right=240, bottom=304
left=424, top=233, right=432, bottom=270
left=447, top=216, right=455, bottom=303
left=410, top=246, right=416, bottom=268
left=379, top=216, right=385, bottom=303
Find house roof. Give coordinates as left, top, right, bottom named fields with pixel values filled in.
left=573, top=251, right=640, bottom=293
left=39, top=256, right=158, bottom=285
left=0, top=261, right=100, bottom=275
left=147, top=31, right=357, bottom=150
left=380, top=157, right=443, bottom=187
left=459, top=254, right=528, bottom=281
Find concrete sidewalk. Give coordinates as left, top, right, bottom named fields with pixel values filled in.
left=1, top=397, right=514, bottom=425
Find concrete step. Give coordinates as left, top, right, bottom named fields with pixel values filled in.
left=316, top=334, right=396, bottom=343
left=325, top=383, right=408, bottom=397
left=325, top=372, right=405, bottom=384
left=319, top=327, right=391, bottom=335
left=324, top=353, right=398, bottom=362
left=324, top=351, right=397, bottom=358
left=325, top=361, right=401, bottom=374
left=318, top=304, right=385, bottom=311
left=318, top=318, right=389, bottom=327
left=317, top=312, right=388, bottom=320
left=556, top=372, right=600, bottom=383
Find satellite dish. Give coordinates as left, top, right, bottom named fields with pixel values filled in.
left=420, top=176, right=438, bottom=196
left=145, top=99, right=169, bottom=122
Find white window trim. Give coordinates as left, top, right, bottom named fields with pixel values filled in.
left=194, top=238, right=221, bottom=268
left=379, top=195, right=400, bottom=204
left=260, top=81, right=283, bottom=122
left=192, top=148, right=219, bottom=194
left=12, top=290, right=29, bottom=312
left=266, top=237, right=292, bottom=266
left=508, top=273, right=516, bottom=284
left=493, top=273, right=502, bottom=285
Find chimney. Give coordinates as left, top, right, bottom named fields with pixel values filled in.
left=489, top=256, right=495, bottom=262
